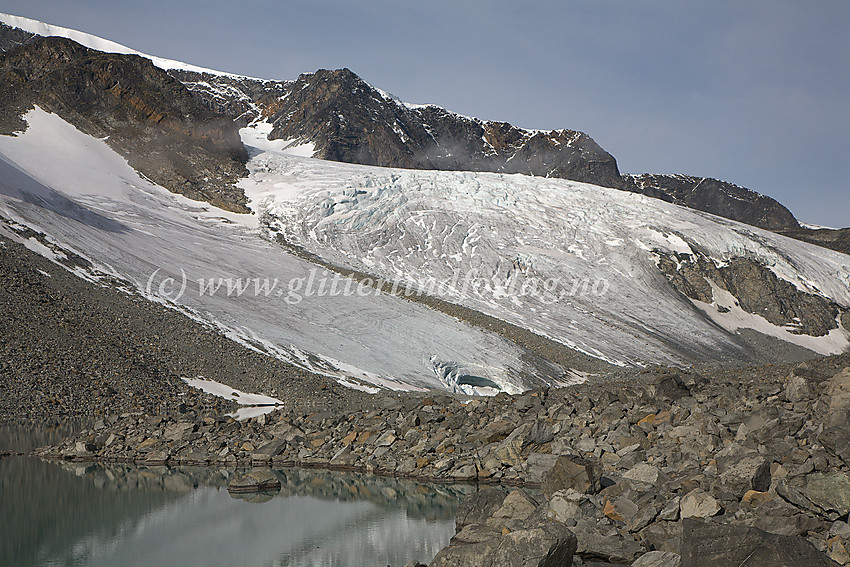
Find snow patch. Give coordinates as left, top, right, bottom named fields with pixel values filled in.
left=182, top=376, right=283, bottom=414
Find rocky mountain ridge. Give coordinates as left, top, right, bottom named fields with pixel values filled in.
left=175, top=66, right=804, bottom=233
left=0, top=18, right=832, bottom=236
left=0, top=30, right=249, bottom=212
left=624, top=173, right=800, bottom=231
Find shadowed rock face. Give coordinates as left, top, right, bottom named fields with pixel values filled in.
left=173, top=67, right=625, bottom=190
left=0, top=20, right=34, bottom=53
left=267, top=68, right=625, bottom=188
left=624, top=173, right=800, bottom=230
left=0, top=32, right=249, bottom=212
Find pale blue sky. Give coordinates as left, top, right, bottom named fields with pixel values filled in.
left=3, top=1, right=848, bottom=227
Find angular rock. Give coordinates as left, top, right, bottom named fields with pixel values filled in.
left=784, top=373, right=813, bottom=403
left=252, top=439, right=288, bottom=458
left=719, top=454, right=771, bottom=497
left=74, top=441, right=96, bottom=458
left=455, top=488, right=508, bottom=530
left=144, top=450, right=170, bottom=465
left=453, top=523, right=503, bottom=544
left=603, top=496, right=639, bottom=524
left=489, top=524, right=577, bottom=567
left=819, top=427, right=850, bottom=466
left=541, top=455, right=600, bottom=498
left=524, top=421, right=555, bottom=447
left=226, top=469, right=281, bottom=494
left=572, top=518, right=643, bottom=563
left=492, top=490, right=537, bottom=522
left=164, top=421, right=196, bottom=441
left=547, top=489, right=586, bottom=524
left=631, top=551, right=681, bottom=567
left=430, top=521, right=576, bottom=567
left=623, top=463, right=661, bottom=486
left=374, top=430, right=397, bottom=447
left=826, top=368, right=850, bottom=427
left=638, top=521, right=681, bottom=554
left=526, top=453, right=559, bottom=484
left=494, top=424, right=529, bottom=468
left=681, top=518, right=840, bottom=566
left=802, top=472, right=850, bottom=516
left=680, top=489, right=721, bottom=519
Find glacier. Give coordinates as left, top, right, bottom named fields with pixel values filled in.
left=0, top=108, right=552, bottom=394
left=1, top=109, right=849, bottom=395
left=238, top=124, right=850, bottom=366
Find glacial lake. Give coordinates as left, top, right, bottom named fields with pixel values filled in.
left=1, top=426, right=471, bottom=567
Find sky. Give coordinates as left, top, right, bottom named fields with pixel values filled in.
left=2, top=0, right=848, bottom=227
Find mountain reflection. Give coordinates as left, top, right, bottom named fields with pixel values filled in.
left=1, top=455, right=470, bottom=567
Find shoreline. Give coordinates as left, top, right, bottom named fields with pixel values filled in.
left=23, top=353, right=850, bottom=565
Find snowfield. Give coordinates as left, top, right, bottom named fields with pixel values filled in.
left=1, top=110, right=849, bottom=395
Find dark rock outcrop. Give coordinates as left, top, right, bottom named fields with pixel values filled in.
left=655, top=251, right=841, bottom=337
left=430, top=488, right=577, bottom=567
left=0, top=34, right=249, bottom=212
left=681, top=519, right=840, bottom=566
left=624, top=173, right=800, bottom=230
left=777, top=226, right=850, bottom=256
left=0, top=21, right=35, bottom=54
left=182, top=67, right=624, bottom=189
left=169, top=69, right=290, bottom=126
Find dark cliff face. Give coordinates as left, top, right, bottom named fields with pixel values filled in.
left=655, top=251, right=841, bottom=338
left=0, top=33, right=249, bottom=212
left=174, top=67, right=624, bottom=190
left=267, top=68, right=624, bottom=188
left=624, top=173, right=800, bottom=231
left=0, top=21, right=35, bottom=53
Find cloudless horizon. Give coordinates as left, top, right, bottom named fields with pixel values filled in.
left=2, top=1, right=848, bottom=227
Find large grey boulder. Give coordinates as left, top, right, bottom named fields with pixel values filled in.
left=679, top=489, right=721, bottom=519
left=491, top=490, right=538, bottom=523
left=718, top=454, right=771, bottom=497
left=571, top=518, right=643, bottom=563
left=801, top=472, right=850, bottom=516
left=681, top=519, right=840, bottom=566
left=429, top=522, right=576, bottom=567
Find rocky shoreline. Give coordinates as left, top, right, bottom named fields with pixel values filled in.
left=29, top=354, right=850, bottom=566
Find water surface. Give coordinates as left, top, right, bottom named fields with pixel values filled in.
left=1, top=437, right=468, bottom=567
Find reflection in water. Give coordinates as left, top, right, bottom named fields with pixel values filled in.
left=1, top=455, right=470, bottom=567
